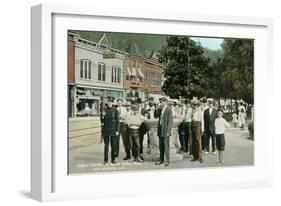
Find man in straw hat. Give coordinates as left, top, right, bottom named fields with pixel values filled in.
left=101, top=97, right=119, bottom=164
left=191, top=98, right=204, bottom=163
left=126, top=102, right=147, bottom=163
left=155, top=96, right=173, bottom=167
left=116, top=98, right=131, bottom=160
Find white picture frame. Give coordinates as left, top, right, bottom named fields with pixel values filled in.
left=31, top=3, right=274, bottom=202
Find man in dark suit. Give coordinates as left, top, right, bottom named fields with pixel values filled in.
left=203, top=98, right=217, bottom=155
left=101, top=97, right=119, bottom=164
left=155, top=97, right=173, bottom=167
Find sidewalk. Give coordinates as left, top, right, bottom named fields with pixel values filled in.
left=69, top=126, right=254, bottom=174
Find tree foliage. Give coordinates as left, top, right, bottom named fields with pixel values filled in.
left=158, top=36, right=210, bottom=99
left=220, top=39, right=254, bottom=103
left=158, top=36, right=254, bottom=104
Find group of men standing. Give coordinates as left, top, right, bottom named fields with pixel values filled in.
left=100, top=97, right=150, bottom=164
left=100, top=96, right=219, bottom=166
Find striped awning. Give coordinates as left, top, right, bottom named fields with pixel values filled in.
left=131, top=67, right=137, bottom=76
left=137, top=68, right=144, bottom=78
left=127, top=67, right=132, bottom=76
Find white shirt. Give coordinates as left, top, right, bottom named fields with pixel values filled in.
left=118, top=106, right=127, bottom=122
left=127, top=113, right=146, bottom=129
left=192, top=107, right=204, bottom=131
left=215, top=117, right=231, bottom=134
left=181, top=105, right=192, bottom=122
left=172, top=105, right=181, bottom=118
left=160, top=105, right=168, bottom=126
left=209, top=107, right=213, bottom=115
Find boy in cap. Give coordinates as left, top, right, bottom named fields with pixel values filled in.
left=214, top=110, right=231, bottom=164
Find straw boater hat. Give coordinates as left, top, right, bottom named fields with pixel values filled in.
left=191, top=98, right=201, bottom=106
left=125, top=101, right=131, bottom=107
left=159, top=96, right=168, bottom=102
left=173, top=99, right=179, bottom=105
left=207, top=98, right=214, bottom=103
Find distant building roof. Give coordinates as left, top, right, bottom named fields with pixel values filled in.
left=126, top=43, right=141, bottom=54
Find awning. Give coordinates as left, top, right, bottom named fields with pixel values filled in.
left=127, top=67, right=132, bottom=76
left=137, top=68, right=144, bottom=78
left=131, top=67, right=137, bottom=76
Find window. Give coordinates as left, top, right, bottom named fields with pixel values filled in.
left=98, top=63, right=106, bottom=81
left=111, top=66, right=121, bottom=83
left=80, top=59, right=91, bottom=80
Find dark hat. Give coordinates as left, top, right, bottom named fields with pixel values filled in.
left=159, top=96, right=167, bottom=102
left=185, top=99, right=191, bottom=104
left=131, top=103, right=139, bottom=111
left=136, top=98, right=142, bottom=104
left=202, top=98, right=207, bottom=103
left=107, top=96, right=115, bottom=103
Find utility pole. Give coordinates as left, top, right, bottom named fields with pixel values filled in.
left=187, top=37, right=191, bottom=99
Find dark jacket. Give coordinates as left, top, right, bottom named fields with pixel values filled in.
left=101, top=107, right=119, bottom=137
left=139, top=107, right=149, bottom=136
left=157, top=106, right=173, bottom=138
left=204, top=107, right=217, bottom=133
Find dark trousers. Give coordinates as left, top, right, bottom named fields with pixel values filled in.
left=183, top=122, right=191, bottom=153
left=129, top=128, right=140, bottom=159
left=159, top=136, right=170, bottom=163
left=104, top=135, right=117, bottom=163
left=191, top=121, right=202, bottom=160
left=178, top=122, right=184, bottom=151
left=120, top=123, right=131, bottom=158
left=115, top=133, right=120, bottom=157
left=139, top=134, right=144, bottom=155
left=205, top=130, right=216, bottom=152
left=201, top=132, right=206, bottom=151
left=139, top=123, right=147, bottom=155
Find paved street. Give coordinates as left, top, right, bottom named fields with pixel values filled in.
left=68, top=117, right=254, bottom=174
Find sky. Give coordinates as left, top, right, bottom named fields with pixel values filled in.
left=192, top=37, right=223, bottom=50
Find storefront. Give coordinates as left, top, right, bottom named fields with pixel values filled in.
left=73, top=86, right=125, bottom=117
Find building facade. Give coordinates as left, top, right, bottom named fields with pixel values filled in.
left=124, top=46, right=163, bottom=102
left=68, top=33, right=127, bottom=117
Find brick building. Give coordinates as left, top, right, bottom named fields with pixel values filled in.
left=124, top=43, right=163, bottom=102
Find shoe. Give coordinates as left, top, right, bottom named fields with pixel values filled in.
left=212, top=151, right=216, bottom=155
left=199, top=159, right=204, bottom=163
left=190, top=158, right=198, bottom=162
left=103, top=161, right=108, bottom=165
left=123, top=156, right=130, bottom=160
left=186, top=154, right=192, bottom=158
left=139, top=156, right=144, bottom=161
left=155, top=161, right=164, bottom=165
left=111, top=160, right=117, bottom=164
left=164, top=162, right=169, bottom=167
left=204, top=151, right=209, bottom=155
left=137, top=157, right=144, bottom=163
left=215, top=161, right=221, bottom=164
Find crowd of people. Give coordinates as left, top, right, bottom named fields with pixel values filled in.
left=100, top=96, right=250, bottom=167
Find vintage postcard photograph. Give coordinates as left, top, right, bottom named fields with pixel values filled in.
left=67, top=31, right=254, bottom=174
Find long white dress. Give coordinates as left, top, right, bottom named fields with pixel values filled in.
left=237, top=105, right=246, bottom=127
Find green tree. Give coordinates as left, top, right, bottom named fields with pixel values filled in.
left=220, top=39, right=254, bottom=103
left=158, top=36, right=210, bottom=99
